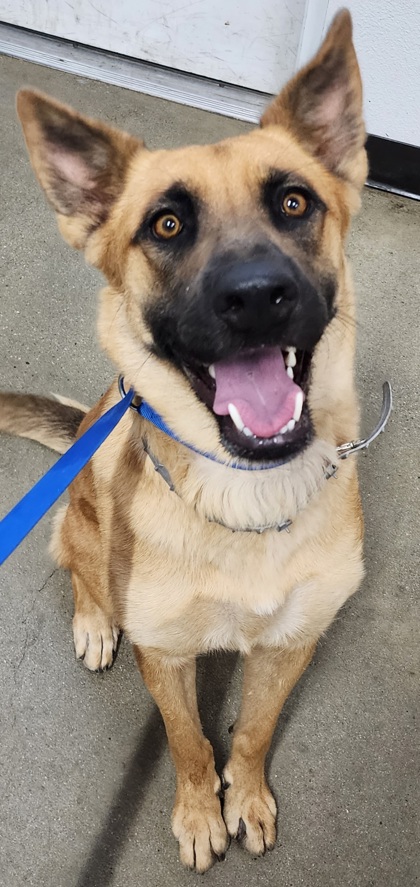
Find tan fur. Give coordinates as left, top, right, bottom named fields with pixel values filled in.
left=2, top=10, right=368, bottom=872
left=0, top=391, right=86, bottom=453
left=51, top=392, right=90, bottom=413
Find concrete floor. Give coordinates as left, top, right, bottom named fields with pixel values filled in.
left=0, top=55, right=419, bottom=887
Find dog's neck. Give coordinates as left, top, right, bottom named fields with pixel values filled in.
left=137, top=420, right=339, bottom=533
left=181, top=438, right=340, bottom=532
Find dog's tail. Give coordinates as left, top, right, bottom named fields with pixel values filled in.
left=0, top=392, right=89, bottom=454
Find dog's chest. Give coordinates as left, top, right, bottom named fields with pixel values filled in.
left=121, top=520, right=312, bottom=655
left=99, top=440, right=353, bottom=657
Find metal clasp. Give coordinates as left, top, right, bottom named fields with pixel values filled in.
left=336, top=381, right=393, bottom=459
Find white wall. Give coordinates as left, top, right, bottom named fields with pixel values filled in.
left=299, top=1, right=420, bottom=146
left=0, top=0, right=306, bottom=94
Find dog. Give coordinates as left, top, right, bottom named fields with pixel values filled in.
left=0, top=10, right=367, bottom=872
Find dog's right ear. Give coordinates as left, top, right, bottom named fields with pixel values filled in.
left=16, top=89, right=142, bottom=249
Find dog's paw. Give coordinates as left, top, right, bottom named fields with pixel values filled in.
left=222, top=763, right=277, bottom=856
left=172, top=781, right=229, bottom=872
left=73, top=610, right=119, bottom=672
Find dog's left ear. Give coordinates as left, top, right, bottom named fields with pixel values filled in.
left=16, top=89, right=142, bottom=249
left=261, top=10, right=366, bottom=188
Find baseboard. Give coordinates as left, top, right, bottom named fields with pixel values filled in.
left=366, top=135, right=420, bottom=201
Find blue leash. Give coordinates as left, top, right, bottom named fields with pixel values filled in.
left=0, top=379, right=282, bottom=567
left=0, top=386, right=134, bottom=566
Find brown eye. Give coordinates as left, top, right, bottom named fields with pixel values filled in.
left=152, top=213, right=183, bottom=240
left=281, top=191, right=309, bottom=217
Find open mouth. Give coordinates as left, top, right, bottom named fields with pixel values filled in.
left=183, top=344, right=313, bottom=463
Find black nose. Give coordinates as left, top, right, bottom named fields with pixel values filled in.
left=212, top=258, right=298, bottom=333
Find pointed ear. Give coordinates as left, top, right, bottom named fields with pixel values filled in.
left=261, top=10, right=366, bottom=188
left=16, top=89, right=142, bottom=249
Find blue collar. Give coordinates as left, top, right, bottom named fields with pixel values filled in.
left=118, top=375, right=291, bottom=472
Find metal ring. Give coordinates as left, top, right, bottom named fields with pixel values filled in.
left=118, top=375, right=143, bottom=411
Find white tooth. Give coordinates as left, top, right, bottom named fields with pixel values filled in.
left=208, top=364, right=215, bottom=379
left=286, top=347, right=297, bottom=368
left=228, top=403, right=245, bottom=432
left=293, top=391, right=304, bottom=423
left=243, top=426, right=253, bottom=437
left=287, top=366, right=294, bottom=379
left=279, top=418, right=296, bottom=435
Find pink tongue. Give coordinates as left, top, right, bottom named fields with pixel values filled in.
left=213, top=347, right=303, bottom=438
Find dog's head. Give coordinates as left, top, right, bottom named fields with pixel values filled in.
left=17, top=10, right=366, bottom=466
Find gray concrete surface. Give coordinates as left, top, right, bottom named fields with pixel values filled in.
left=0, top=56, right=419, bottom=887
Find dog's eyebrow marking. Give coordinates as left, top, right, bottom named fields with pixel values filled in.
left=263, top=169, right=290, bottom=188
left=264, top=168, right=325, bottom=200
left=149, top=182, right=197, bottom=208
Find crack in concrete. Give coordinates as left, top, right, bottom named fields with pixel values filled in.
left=36, top=566, right=59, bottom=597
left=14, top=567, right=59, bottom=675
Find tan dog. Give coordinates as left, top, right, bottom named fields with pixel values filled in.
left=1, top=10, right=367, bottom=872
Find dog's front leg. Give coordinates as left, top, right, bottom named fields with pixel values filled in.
left=134, top=646, right=229, bottom=871
left=223, top=643, right=316, bottom=855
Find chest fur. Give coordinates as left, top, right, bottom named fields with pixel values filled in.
left=89, top=427, right=362, bottom=657
left=118, top=484, right=359, bottom=656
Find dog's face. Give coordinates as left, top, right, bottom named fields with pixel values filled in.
left=17, top=10, right=366, bottom=465
left=121, top=135, right=340, bottom=464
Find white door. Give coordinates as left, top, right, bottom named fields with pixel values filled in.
left=298, top=0, right=420, bottom=146
left=0, top=0, right=307, bottom=93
